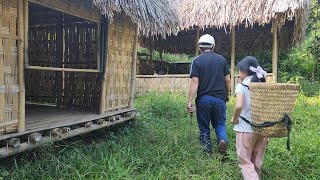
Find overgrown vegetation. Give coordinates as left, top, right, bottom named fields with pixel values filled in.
left=1, top=93, right=319, bottom=179
left=138, top=47, right=194, bottom=63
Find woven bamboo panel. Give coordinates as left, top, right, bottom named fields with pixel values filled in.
left=63, top=23, right=100, bottom=109
left=64, top=23, right=97, bottom=69
left=135, top=73, right=275, bottom=96
left=26, top=21, right=100, bottom=110
left=135, top=75, right=191, bottom=96
left=26, top=24, right=58, bottom=104
left=105, top=14, right=135, bottom=110
left=0, top=0, right=19, bottom=134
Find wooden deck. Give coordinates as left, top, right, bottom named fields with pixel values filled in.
left=1, top=104, right=136, bottom=158
left=26, top=104, right=97, bottom=130
left=0, top=104, right=135, bottom=142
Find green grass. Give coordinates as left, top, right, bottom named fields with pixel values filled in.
left=0, top=93, right=319, bottom=179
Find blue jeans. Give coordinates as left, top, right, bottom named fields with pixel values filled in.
left=196, top=95, right=227, bottom=153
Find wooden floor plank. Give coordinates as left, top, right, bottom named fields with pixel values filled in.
left=25, top=106, right=96, bottom=130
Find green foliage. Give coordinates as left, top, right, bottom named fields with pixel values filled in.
left=138, top=47, right=194, bottom=63
left=1, top=93, right=319, bottom=179
left=298, top=78, right=320, bottom=96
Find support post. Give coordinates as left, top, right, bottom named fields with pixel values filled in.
left=272, top=20, right=278, bottom=83
left=24, top=0, right=29, bottom=67
left=99, top=18, right=108, bottom=114
left=149, top=40, right=154, bottom=74
left=231, top=27, right=235, bottom=94
left=195, top=28, right=200, bottom=56
left=129, top=25, right=139, bottom=108
left=56, top=13, right=64, bottom=108
left=17, top=0, right=25, bottom=132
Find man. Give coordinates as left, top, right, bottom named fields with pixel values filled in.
left=187, top=34, right=231, bottom=157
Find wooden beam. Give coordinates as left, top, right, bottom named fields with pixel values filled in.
left=195, top=28, right=200, bottom=56
left=231, top=27, right=236, bottom=94
left=28, top=0, right=101, bottom=23
left=17, top=0, right=26, bottom=132
left=272, top=20, right=278, bottom=83
left=129, top=25, right=139, bottom=108
left=25, top=66, right=100, bottom=73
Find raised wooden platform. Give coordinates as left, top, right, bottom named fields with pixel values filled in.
left=26, top=104, right=97, bottom=130
left=0, top=104, right=136, bottom=158
left=0, top=105, right=135, bottom=142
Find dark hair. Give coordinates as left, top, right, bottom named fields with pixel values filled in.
left=236, top=56, right=266, bottom=82
left=199, top=47, right=213, bottom=52
left=199, top=43, right=214, bottom=52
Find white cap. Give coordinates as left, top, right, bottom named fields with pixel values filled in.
left=198, top=34, right=215, bottom=48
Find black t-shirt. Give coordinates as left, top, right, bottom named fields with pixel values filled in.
left=190, top=52, right=230, bottom=101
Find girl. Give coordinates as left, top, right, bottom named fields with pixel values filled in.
left=231, top=56, right=268, bottom=180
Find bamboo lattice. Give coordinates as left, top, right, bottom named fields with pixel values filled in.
left=26, top=18, right=100, bottom=110
left=0, top=0, right=19, bottom=134
left=104, top=14, right=135, bottom=110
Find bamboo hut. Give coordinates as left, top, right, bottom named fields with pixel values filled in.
left=0, top=0, right=178, bottom=158
left=140, top=0, right=310, bottom=92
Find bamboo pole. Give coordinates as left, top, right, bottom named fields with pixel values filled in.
left=24, top=0, right=29, bottom=67
left=96, top=24, right=101, bottom=70
left=272, top=20, right=278, bottom=83
left=17, top=0, right=25, bottom=132
left=99, top=19, right=108, bottom=114
left=149, top=40, right=154, bottom=73
left=56, top=13, right=64, bottom=108
left=231, top=27, right=235, bottom=94
left=129, top=25, right=139, bottom=108
left=0, top=120, right=19, bottom=128
left=195, top=28, right=200, bottom=56
left=25, top=66, right=100, bottom=73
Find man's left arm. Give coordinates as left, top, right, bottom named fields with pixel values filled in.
left=225, top=75, right=231, bottom=101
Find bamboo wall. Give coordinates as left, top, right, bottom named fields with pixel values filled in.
left=136, top=74, right=274, bottom=96
left=103, top=14, right=136, bottom=111
left=0, top=0, right=19, bottom=134
left=25, top=21, right=101, bottom=109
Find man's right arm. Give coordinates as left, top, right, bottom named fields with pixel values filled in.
left=225, top=75, right=231, bottom=101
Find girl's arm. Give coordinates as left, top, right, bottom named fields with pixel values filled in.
left=232, top=93, right=244, bottom=124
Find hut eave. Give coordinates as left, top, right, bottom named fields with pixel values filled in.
left=92, top=0, right=180, bottom=38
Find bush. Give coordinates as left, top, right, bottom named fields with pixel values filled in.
left=299, top=79, right=320, bottom=96
left=138, top=47, right=194, bottom=63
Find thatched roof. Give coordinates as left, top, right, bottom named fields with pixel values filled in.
left=171, top=0, right=310, bottom=44
left=92, top=0, right=180, bottom=38
left=140, top=0, right=311, bottom=56
left=172, top=0, right=309, bottom=29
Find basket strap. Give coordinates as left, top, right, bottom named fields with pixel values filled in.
left=241, top=83, right=250, bottom=90
left=240, top=114, right=292, bottom=151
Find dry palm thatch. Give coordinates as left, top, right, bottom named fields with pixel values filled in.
left=92, top=0, right=180, bottom=38
left=172, top=0, right=310, bottom=44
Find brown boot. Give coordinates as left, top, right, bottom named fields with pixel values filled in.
left=218, top=140, right=227, bottom=161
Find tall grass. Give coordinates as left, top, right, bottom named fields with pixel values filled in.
left=0, top=93, right=319, bottom=179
